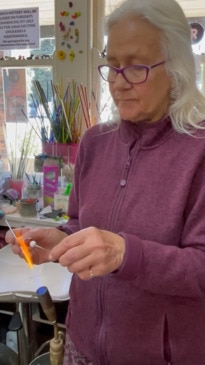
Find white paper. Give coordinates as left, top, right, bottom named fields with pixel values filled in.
left=0, top=8, right=39, bottom=50
left=0, top=245, right=72, bottom=301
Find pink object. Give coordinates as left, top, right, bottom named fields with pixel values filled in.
left=43, top=164, right=59, bottom=207
left=42, top=142, right=78, bottom=165
left=9, top=179, right=24, bottom=197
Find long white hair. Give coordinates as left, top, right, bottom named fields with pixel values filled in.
left=106, top=0, right=205, bottom=134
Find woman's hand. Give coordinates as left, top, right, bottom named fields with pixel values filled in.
left=5, top=227, right=68, bottom=264
left=49, top=226, right=125, bottom=280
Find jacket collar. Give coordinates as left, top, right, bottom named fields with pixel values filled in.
left=119, top=116, right=173, bottom=148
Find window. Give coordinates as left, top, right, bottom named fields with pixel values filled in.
left=0, top=1, right=55, bottom=175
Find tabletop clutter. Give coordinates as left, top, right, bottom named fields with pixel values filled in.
left=0, top=155, right=72, bottom=219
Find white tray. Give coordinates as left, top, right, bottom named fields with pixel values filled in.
left=0, top=244, right=72, bottom=302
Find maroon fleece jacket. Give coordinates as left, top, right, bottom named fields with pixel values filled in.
left=61, top=116, right=205, bottom=365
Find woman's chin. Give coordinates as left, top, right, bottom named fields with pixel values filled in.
left=118, top=111, right=140, bottom=122
left=117, top=105, right=142, bottom=122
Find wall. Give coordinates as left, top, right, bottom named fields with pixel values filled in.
left=54, top=0, right=93, bottom=93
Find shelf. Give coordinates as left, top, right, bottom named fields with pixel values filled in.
left=0, top=58, right=54, bottom=68
left=2, top=212, right=66, bottom=228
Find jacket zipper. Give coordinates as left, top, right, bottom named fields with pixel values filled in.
left=97, top=150, right=133, bottom=364
left=108, top=154, right=132, bottom=231
left=96, top=277, right=108, bottom=365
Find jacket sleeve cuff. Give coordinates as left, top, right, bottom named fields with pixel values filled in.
left=112, top=233, right=143, bottom=280
left=57, top=224, right=73, bottom=235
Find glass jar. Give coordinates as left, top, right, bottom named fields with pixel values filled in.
left=19, top=198, right=38, bottom=217
left=22, top=183, right=41, bottom=200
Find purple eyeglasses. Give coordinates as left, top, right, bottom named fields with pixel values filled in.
left=98, top=61, right=166, bottom=85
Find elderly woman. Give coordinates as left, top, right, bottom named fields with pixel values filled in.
left=6, top=0, right=205, bottom=364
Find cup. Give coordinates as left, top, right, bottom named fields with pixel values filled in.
left=19, top=198, right=38, bottom=217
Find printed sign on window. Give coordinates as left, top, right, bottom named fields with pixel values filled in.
left=0, top=8, right=39, bottom=50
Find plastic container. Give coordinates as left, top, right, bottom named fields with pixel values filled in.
left=43, top=163, right=59, bottom=207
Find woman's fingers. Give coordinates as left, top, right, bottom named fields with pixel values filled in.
left=49, top=227, right=125, bottom=279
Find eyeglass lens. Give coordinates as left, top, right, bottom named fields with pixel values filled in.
left=101, top=65, right=148, bottom=84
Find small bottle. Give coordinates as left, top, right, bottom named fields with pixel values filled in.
left=0, top=155, right=4, bottom=181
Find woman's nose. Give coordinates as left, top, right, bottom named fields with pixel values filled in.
left=113, top=73, right=131, bottom=89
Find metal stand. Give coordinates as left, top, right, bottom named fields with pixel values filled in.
left=0, top=294, right=39, bottom=365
